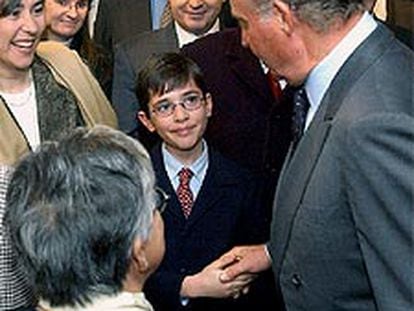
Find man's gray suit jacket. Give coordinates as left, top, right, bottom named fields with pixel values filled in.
left=268, top=23, right=414, bottom=310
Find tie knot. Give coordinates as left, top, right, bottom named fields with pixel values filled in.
left=179, top=168, right=193, bottom=184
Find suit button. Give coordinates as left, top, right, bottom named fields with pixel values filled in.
left=291, top=274, right=302, bottom=288
left=180, top=268, right=186, bottom=273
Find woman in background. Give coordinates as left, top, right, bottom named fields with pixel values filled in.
left=43, top=0, right=112, bottom=96
left=0, top=0, right=116, bottom=166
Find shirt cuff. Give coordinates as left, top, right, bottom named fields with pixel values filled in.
left=180, top=296, right=190, bottom=306
left=264, top=243, right=272, bottom=263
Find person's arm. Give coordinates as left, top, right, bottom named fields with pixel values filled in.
left=111, top=44, right=140, bottom=134
left=343, top=113, right=414, bottom=310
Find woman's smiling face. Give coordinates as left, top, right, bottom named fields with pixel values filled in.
left=44, top=0, right=88, bottom=41
left=0, top=0, right=45, bottom=74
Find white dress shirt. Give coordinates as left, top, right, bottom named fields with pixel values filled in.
left=162, top=140, right=209, bottom=200
left=174, top=19, right=220, bottom=48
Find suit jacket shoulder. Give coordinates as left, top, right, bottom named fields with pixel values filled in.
left=116, top=25, right=178, bottom=74
left=94, top=0, right=152, bottom=52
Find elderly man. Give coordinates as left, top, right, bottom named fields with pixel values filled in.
left=6, top=126, right=166, bottom=310
left=111, top=0, right=233, bottom=139
left=217, top=0, right=414, bottom=310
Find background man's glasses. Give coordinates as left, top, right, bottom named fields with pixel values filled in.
left=151, top=94, right=205, bottom=118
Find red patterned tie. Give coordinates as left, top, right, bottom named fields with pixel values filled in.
left=177, top=168, right=194, bottom=218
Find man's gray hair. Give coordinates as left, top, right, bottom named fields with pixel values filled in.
left=252, top=0, right=366, bottom=32
left=6, top=126, right=156, bottom=307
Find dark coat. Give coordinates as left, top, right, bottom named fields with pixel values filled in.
left=93, top=0, right=152, bottom=54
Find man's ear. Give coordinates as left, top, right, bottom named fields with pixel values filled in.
left=205, top=93, right=213, bottom=118
left=273, top=0, right=295, bottom=35
left=131, top=238, right=150, bottom=273
left=137, top=111, right=156, bottom=133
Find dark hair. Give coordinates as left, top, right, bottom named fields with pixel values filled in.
left=136, top=52, right=208, bottom=115
left=0, top=0, right=44, bottom=17
left=6, top=126, right=156, bottom=307
left=70, top=22, right=113, bottom=97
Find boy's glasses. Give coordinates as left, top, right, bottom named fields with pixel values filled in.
left=151, top=94, right=205, bottom=118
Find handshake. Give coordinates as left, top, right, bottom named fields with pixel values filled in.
left=180, top=244, right=272, bottom=299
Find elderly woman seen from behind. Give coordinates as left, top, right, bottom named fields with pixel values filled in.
left=6, top=126, right=165, bottom=310
left=0, top=0, right=117, bottom=167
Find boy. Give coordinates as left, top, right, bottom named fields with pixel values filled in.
left=136, top=52, right=278, bottom=311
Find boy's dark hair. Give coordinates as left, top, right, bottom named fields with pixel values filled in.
left=136, top=52, right=208, bottom=115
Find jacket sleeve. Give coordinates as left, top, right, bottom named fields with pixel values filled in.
left=111, top=44, right=140, bottom=134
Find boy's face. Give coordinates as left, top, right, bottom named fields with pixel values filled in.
left=138, top=79, right=212, bottom=159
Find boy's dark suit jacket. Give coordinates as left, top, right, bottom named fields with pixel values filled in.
left=269, top=24, right=413, bottom=310
left=144, top=144, right=280, bottom=311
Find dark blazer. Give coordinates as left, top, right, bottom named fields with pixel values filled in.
left=111, top=23, right=178, bottom=135
left=181, top=28, right=293, bottom=206
left=93, top=0, right=152, bottom=54
left=144, top=144, right=278, bottom=311
left=268, top=24, right=414, bottom=310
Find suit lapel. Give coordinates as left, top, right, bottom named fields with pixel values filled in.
left=186, top=161, right=222, bottom=226
left=185, top=150, right=232, bottom=226
left=159, top=23, right=179, bottom=50
left=151, top=146, right=186, bottom=220
left=270, top=24, right=394, bottom=272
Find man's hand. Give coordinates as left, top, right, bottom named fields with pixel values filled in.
left=218, top=244, right=272, bottom=282
left=180, top=253, right=256, bottom=299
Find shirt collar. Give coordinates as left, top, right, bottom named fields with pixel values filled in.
left=162, top=140, right=208, bottom=184
left=305, top=12, right=377, bottom=110
left=174, top=19, right=220, bottom=48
